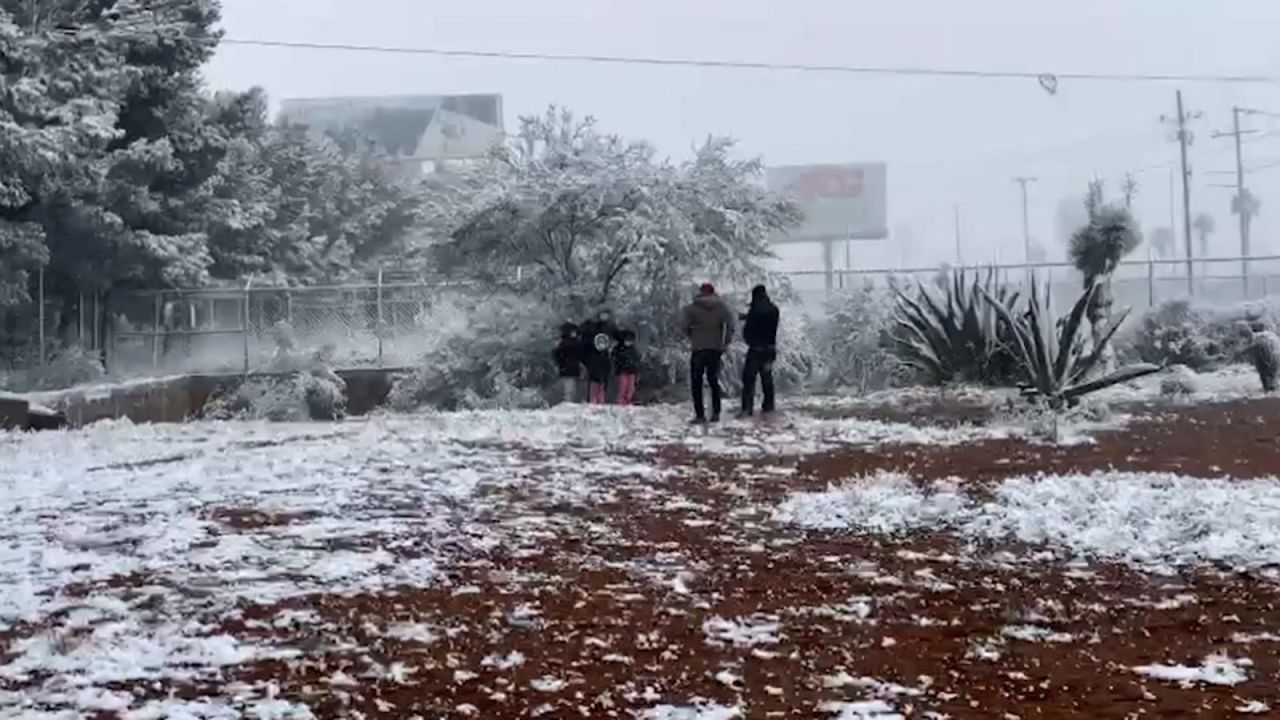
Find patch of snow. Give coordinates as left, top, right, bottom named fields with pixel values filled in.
left=774, top=471, right=1280, bottom=570
left=772, top=472, right=967, bottom=534
left=530, top=676, right=567, bottom=693
left=819, top=700, right=906, bottom=719
left=1133, top=654, right=1251, bottom=687
left=702, top=616, right=780, bottom=647
left=1001, top=625, right=1075, bottom=643
left=639, top=704, right=743, bottom=720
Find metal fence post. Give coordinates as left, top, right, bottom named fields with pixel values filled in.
left=151, top=293, right=162, bottom=370
left=242, top=279, right=252, bottom=375
left=376, top=269, right=385, bottom=367
left=1147, top=260, right=1155, bottom=308
left=37, top=268, right=45, bottom=366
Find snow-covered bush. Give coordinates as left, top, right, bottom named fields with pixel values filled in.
left=203, top=342, right=348, bottom=421
left=304, top=368, right=348, bottom=420
left=1130, top=300, right=1216, bottom=370
left=203, top=370, right=348, bottom=422
left=0, top=344, right=105, bottom=392
left=815, top=282, right=903, bottom=393
left=1128, top=299, right=1270, bottom=371
left=389, top=292, right=557, bottom=411
left=1250, top=330, right=1280, bottom=393
left=1159, top=364, right=1198, bottom=398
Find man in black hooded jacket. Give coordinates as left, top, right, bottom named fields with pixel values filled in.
left=740, top=284, right=780, bottom=417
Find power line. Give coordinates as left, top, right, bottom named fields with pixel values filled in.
left=220, top=38, right=1280, bottom=86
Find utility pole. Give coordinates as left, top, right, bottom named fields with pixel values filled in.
left=1161, top=90, right=1200, bottom=296
left=1211, top=107, right=1258, bottom=296
left=1013, top=176, right=1038, bottom=264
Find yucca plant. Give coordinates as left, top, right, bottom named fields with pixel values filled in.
left=889, top=268, right=1021, bottom=386
left=980, top=274, right=1159, bottom=409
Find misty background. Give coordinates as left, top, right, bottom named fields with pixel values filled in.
left=205, top=0, right=1280, bottom=274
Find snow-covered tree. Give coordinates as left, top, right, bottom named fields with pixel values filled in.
left=1069, top=179, right=1141, bottom=371
left=3, top=0, right=427, bottom=323
left=407, top=106, right=803, bottom=402
left=202, top=105, right=425, bottom=285
left=0, top=4, right=122, bottom=305
left=430, top=106, right=799, bottom=317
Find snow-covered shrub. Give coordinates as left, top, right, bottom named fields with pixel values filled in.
left=0, top=344, right=105, bottom=392
left=1250, top=330, right=1280, bottom=393
left=815, top=282, right=903, bottom=393
left=1159, top=364, right=1198, bottom=398
left=304, top=368, right=347, bottom=420
left=203, top=343, right=348, bottom=421
left=389, top=292, right=557, bottom=411
left=1130, top=300, right=1216, bottom=370
left=203, top=370, right=348, bottom=422
left=1129, top=299, right=1264, bottom=371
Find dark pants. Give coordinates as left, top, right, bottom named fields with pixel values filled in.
left=690, top=349, right=723, bottom=420
left=737, top=345, right=773, bottom=412
left=741, top=347, right=776, bottom=414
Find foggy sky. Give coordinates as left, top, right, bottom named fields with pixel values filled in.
left=205, top=0, right=1280, bottom=274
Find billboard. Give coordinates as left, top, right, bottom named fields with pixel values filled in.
left=766, top=163, right=888, bottom=243
left=277, top=94, right=504, bottom=161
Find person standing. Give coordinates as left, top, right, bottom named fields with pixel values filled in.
left=552, top=322, right=583, bottom=404
left=579, top=309, right=619, bottom=404
left=612, top=328, right=641, bottom=406
left=681, top=283, right=735, bottom=424
left=740, top=284, right=780, bottom=417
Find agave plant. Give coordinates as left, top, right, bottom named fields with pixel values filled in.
left=889, top=268, right=1021, bottom=386
left=979, top=274, right=1159, bottom=408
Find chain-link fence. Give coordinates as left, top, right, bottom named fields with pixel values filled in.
left=104, top=276, right=464, bottom=377
left=1, top=272, right=108, bottom=391
left=781, top=254, right=1280, bottom=316
left=11, top=253, right=1280, bottom=384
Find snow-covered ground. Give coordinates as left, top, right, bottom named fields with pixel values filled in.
left=2, top=378, right=1277, bottom=718
left=773, top=470, right=1280, bottom=572
left=800, top=363, right=1264, bottom=413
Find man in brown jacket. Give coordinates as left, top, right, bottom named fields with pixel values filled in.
left=681, top=283, right=736, bottom=423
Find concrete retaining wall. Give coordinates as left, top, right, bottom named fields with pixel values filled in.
left=16, top=369, right=404, bottom=429
left=0, top=396, right=29, bottom=430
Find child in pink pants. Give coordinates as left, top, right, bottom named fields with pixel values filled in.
left=612, top=329, right=640, bottom=406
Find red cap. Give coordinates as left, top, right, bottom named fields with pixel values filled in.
left=699, top=283, right=716, bottom=295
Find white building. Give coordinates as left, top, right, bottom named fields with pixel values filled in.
left=277, top=94, right=505, bottom=177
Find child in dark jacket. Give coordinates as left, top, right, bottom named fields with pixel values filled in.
left=612, top=329, right=640, bottom=406
left=552, top=323, right=583, bottom=404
